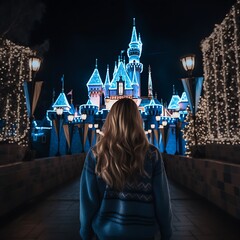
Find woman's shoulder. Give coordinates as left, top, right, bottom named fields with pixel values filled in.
left=85, top=147, right=97, bottom=165
left=147, top=144, right=160, bottom=154
left=146, top=144, right=162, bottom=162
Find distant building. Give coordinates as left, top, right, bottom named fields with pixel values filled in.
left=37, top=19, right=189, bottom=156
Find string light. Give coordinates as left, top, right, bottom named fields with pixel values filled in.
left=184, top=0, right=240, bottom=149
left=0, top=38, right=35, bottom=146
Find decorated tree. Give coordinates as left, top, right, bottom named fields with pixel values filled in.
left=0, top=0, right=47, bottom=146
left=200, top=0, right=240, bottom=146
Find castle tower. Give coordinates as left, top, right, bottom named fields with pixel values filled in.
left=113, top=61, right=117, bottom=78
left=86, top=59, right=103, bottom=109
left=126, top=18, right=143, bottom=98
left=103, top=65, right=111, bottom=98
left=148, top=65, right=153, bottom=98
left=168, top=85, right=181, bottom=111
left=132, top=66, right=139, bottom=98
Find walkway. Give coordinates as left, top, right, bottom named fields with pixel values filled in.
left=0, top=177, right=240, bottom=240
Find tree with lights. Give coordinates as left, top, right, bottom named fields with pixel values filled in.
left=199, top=0, right=240, bottom=146
left=0, top=0, right=48, bottom=149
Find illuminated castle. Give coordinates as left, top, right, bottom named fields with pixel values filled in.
left=85, top=18, right=160, bottom=112
left=41, top=18, right=189, bottom=157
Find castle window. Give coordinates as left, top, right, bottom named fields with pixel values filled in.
left=119, top=82, right=123, bottom=95
left=117, top=76, right=124, bottom=96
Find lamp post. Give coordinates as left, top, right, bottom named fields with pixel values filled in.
left=80, top=113, right=87, bottom=152
left=180, top=54, right=204, bottom=157
left=155, top=116, right=161, bottom=122
left=81, top=114, right=87, bottom=121
left=29, top=57, right=41, bottom=73
left=25, top=56, right=42, bottom=159
left=155, top=116, right=161, bottom=148
left=180, top=54, right=195, bottom=77
left=55, top=107, right=63, bottom=156
left=172, top=111, right=180, bottom=155
left=150, top=124, right=155, bottom=145
left=67, top=114, right=74, bottom=154
left=161, top=120, right=169, bottom=153
left=147, top=129, right=152, bottom=143
left=93, top=123, right=99, bottom=145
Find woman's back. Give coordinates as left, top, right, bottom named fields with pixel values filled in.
left=80, top=145, right=172, bottom=240
left=79, top=98, right=172, bottom=240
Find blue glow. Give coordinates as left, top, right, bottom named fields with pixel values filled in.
left=109, top=61, right=132, bottom=90
left=180, top=92, right=188, bottom=102
left=86, top=68, right=103, bottom=87
left=127, top=19, right=142, bottom=61
left=52, top=93, right=71, bottom=110
left=131, top=67, right=139, bottom=86
left=168, top=95, right=180, bottom=110
left=104, top=67, right=111, bottom=86
left=113, top=62, right=118, bottom=77
left=86, top=99, right=93, bottom=105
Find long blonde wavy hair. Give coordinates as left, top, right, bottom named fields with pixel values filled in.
left=94, top=98, right=149, bottom=191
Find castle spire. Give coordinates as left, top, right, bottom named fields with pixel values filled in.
left=95, top=58, right=98, bottom=69
left=61, top=74, right=64, bottom=93
left=148, top=65, right=153, bottom=98
left=104, top=65, right=111, bottom=86
left=126, top=18, right=143, bottom=98
left=118, top=55, right=121, bottom=66
left=130, top=18, right=138, bottom=44
left=52, top=88, right=55, bottom=105
left=113, top=61, right=117, bottom=77
left=104, top=65, right=111, bottom=98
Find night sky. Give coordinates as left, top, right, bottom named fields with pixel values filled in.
left=30, top=0, right=237, bottom=119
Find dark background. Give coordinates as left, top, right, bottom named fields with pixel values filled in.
left=28, top=0, right=236, bottom=118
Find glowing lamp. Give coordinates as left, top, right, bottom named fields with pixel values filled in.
left=155, top=116, right=160, bottom=121
left=172, top=111, right=180, bottom=119
left=162, top=120, right=168, bottom=126
left=94, top=124, right=99, bottom=128
left=67, top=114, right=74, bottom=122
left=88, top=124, right=93, bottom=128
left=180, top=54, right=195, bottom=76
left=29, top=57, right=41, bottom=72
left=81, top=114, right=87, bottom=120
left=150, top=124, right=155, bottom=129
left=56, top=107, right=63, bottom=116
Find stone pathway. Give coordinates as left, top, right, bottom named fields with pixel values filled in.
left=0, top=177, right=239, bottom=240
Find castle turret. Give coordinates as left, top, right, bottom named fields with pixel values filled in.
left=131, top=66, right=139, bottom=98
left=86, top=59, right=103, bottom=109
left=148, top=65, right=153, bottom=98
left=52, top=74, right=71, bottom=112
left=113, top=61, right=117, bottom=77
left=109, top=60, right=132, bottom=97
left=168, top=85, right=180, bottom=111
left=103, top=65, right=111, bottom=98
left=126, top=18, right=143, bottom=98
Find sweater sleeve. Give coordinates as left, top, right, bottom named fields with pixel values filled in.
left=152, top=149, right=173, bottom=240
left=79, top=149, right=100, bottom=240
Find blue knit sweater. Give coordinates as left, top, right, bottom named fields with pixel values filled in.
left=79, top=145, right=172, bottom=240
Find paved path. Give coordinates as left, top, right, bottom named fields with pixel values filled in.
left=0, top=177, right=240, bottom=240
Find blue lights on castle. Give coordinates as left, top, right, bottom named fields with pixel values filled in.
left=33, top=19, right=189, bottom=157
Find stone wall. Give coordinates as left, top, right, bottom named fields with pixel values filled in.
left=0, top=153, right=86, bottom=217
left=203, top=144, right=240, bottom=164
left=163, top=154, right=240, bottom=220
